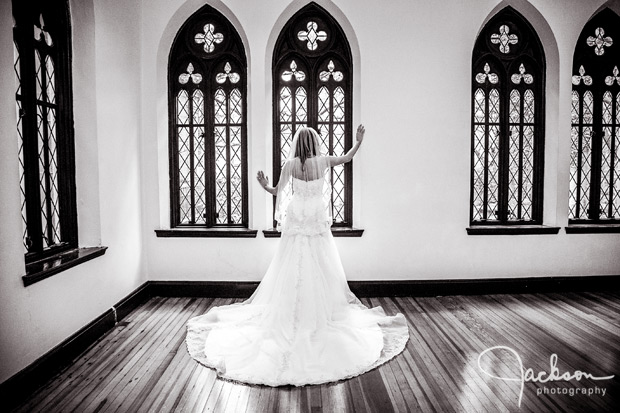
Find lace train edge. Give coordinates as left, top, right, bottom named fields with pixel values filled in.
left=185, top=323, right=410, bottom=387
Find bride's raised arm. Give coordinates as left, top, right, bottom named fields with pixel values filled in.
left=328, top=124, right=365, bottom=167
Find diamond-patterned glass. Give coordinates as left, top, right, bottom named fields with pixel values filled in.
left=15, top=41, right=28, bottom=250
left=48, top=107, right=60, bottom=243
left=280, top=87, right=292, bottom=122
left=472, top=125, right=486, bottom=221
left=614, top=125, right=620, bottom=218
left=522, top=125, right=534, bottom=220
left=45, top=55, right=55, bottom=104
left=214, top=88, right=227, bottom=124
left=178, top=126, right=191, bottom=224
left=509, top=90, right=521, bottom=123
left=474, top=89, right=485, bottom=123
left=569, top=90, right=594, bottom=219
left=35, top=50, right=43, bottom=101
left=230, top=88, right=242, bottom=124
left=318, top=86, right=330, bottom=122
left=280, top=124, right=293, bottom=167
left=601, top=127, right=612, bottom=217
left=523, top=89, right=534, bottom=123
left=192, top=90, right=204, bottom=124
left=177, top=90, right=189, bottom=124
left=230, top=126, right=243, bottom=224
left=489, top=89, right=500, bottom=123
left=508, top=126, right=520, bottom=219
left=333, top=87, right=345, bottom=122
left=488, top=125, right=500, bottom=219
left=214, top=126, right=228, bottom=224
left=295, top=87, right=307, bottom=122
left=332, top=123, right=346, bottom=222
left=193, top=126, right=205, bottom=224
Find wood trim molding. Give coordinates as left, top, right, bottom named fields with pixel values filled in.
left=155, top=228, right=258, bottom=238
left=23, top=246, right=108, bottom=286
left=0, top=282, right=151, bottom=411
left=149, top=275, right=620, bottom=298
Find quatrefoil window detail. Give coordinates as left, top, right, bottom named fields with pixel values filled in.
left=572, top=66, right=593, bottom=86
left=281, top=60, right=306, bottom=82
left=587, top=27, right=613, bottom=56
left=297, top=21, right=327, bottom=51
left=216, top=62, right=240, bottom=84
left=319, top=60, right=343, bottom=82
left=490, top=25, right=518, bottom=54
left=605, top=66, right=620, bottom=86
left=511, top=64, right=533, bottom=84
left=475, top=63, right=498, bottom=84
left=178, top=63, right=203, bottom=85
left=194, top=23, right=224, bottom=53
left=33, top=14, right=53, bottom=47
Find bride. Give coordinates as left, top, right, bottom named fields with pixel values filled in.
left=186, top=125, right=409, bottom=386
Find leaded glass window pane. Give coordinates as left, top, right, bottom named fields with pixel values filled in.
left=570, top=8, right=620, bottom=223
left=471, top=7, right=545, bottom=225
left=169, top=4, right=247, bottom=228
left=13, top=0, right=78, bottom=261
left=273, top=3, right=353, bottom=227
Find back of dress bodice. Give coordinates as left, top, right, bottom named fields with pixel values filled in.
left=291, top=177, right=324, bottom=198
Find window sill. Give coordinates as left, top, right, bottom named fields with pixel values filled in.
left=262, top=227, right=365, bottom=238
left=23, top=247, right=108, bottom=287
left=155, top=228, right=258, bottom=238
left=466, top=225, right=561, bottom=235
left=565, top=224, right=620, bottom=234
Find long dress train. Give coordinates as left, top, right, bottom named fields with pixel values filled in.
left=186, top=157, right=409, bottom=386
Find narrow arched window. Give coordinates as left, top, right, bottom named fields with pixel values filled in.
left=13, top=0, right=78, bottom=262
left=272, top=3, right=353, bottom=227
left=569, top=8, right=620, bottom=224
left=470, top=7, right=545, bottom=226
left=168, top=5, right=248, bottom=228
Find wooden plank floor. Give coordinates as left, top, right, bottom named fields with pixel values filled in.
left=13, top=292, right=620, bottom=412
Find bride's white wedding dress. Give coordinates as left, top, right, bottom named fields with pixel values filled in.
left=186, top=156, right=409, bottom=386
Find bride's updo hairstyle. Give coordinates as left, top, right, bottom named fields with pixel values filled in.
left=292, top=127, right=321, bottom=167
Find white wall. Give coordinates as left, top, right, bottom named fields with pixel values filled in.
left=143, top=0, right=620, bottom=282
left=0, top=0, right=146, bottom=383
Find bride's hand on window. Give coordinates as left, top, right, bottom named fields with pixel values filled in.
left=256, top=171, right=269, bottom=188
left=356, top=124, right=365, bottom=143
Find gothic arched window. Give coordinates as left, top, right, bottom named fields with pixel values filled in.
left=470, top=7, right=546, bottom=226
left=168, top=5, right=248, bottom=228
left=569, top=8, right=620, bottom=224
left=272, top=3, right=353, bottom=227
left=13, top=0, right=78, bottom=262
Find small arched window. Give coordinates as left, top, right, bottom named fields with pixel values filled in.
left=569, top=8, right=620, bottom=224
left=13, top=0, right=78, bottom=262
left=168, top=5, right=248, bottom=228
left=470, top=7, right=546, bottom=226
left=272, top=3, right=353, bottom=227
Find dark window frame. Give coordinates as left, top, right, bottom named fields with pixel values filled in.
left=13, top=0, right=78, bottom=264
left=168, top=4, right=249, bottom=229
left=470, top=6, right=546, bottom=227
left=272, top=2, right=354, bottom=228
left=569, top=8, right=620, bottom=225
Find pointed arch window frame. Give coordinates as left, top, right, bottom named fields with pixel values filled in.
left=164, top=4, right=252, bottom=235
left=271, top=3, right=355, bottom=231
left=12, top=0, right=79, bottom=263
left=568, top=8, right=620, bottom=229
left=469, top=7, right=547, bottom=229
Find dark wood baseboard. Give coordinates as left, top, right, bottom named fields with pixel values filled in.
left=0, top=282, right=151, bottom=412
left=3, top=274, right=619, bottom=410
left=149, top=275, right=620, bottom=298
